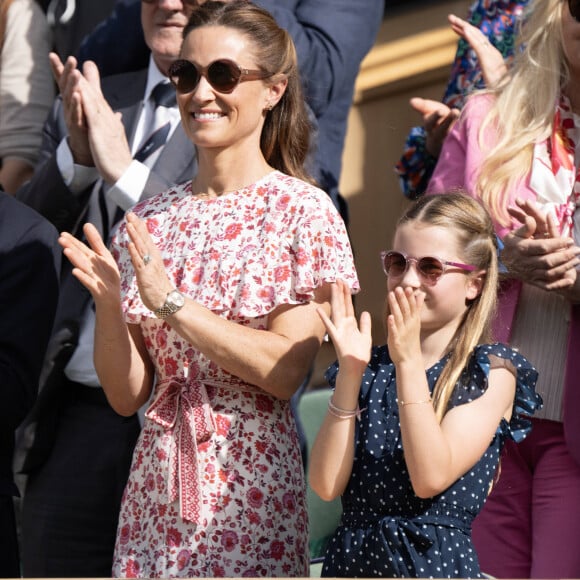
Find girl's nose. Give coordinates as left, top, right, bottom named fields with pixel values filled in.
left=399, top=261, right=422, bottom=288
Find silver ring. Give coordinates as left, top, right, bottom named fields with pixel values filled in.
left=143, top=254, right=152, bottom=266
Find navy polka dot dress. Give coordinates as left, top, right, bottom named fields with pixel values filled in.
left=321, top=343, right=541, bottom=579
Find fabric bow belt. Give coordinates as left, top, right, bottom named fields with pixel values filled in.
left=145, top=376, right=216, bottom=524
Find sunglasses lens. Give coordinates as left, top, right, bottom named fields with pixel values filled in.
left=417, top=257, right=444, bottom=281
left=169, top=60, right=200, bottom=93
left=207, top=60, right=240, bottom=93
left=383, top=252, right=407, bottom=277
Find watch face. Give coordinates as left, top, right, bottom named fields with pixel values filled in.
left=167, top=290, right=185, bottom=308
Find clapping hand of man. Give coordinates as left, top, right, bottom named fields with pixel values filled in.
left=49, top=52, right=133, bottom=185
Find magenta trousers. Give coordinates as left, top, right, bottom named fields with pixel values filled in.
left=473, top=418, right=580, bottom=579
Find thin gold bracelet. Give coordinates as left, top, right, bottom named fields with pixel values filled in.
left=398, top=397, right=432, bottom=407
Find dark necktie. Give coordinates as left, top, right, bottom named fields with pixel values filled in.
left=134, top=82, right=177, bottom=163
left=99, top=82, right=177, bottom=241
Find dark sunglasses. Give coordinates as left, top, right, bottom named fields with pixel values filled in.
left=570, top=0, right=580, bottom=21
left=168, top=59, right=271, bottom=95
left=380, top=251, right=476, bottom=284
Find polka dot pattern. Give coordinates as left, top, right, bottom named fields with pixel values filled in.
left=321, top=343, right=541, bottom=578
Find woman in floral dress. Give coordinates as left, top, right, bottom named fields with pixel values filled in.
left=58, top=1, right=358, bottom=577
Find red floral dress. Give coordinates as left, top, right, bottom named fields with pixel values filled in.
left=109, top=171, right=359, bottom=578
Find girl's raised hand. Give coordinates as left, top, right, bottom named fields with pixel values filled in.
left=387, top=286, right=424, bottom=365
left=317, top=280, right=372, bottom=376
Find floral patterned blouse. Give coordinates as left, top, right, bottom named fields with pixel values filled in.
left=109, top=171, right=359, bottom=578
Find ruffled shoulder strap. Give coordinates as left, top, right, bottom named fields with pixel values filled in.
left=449, top=343, right=542, bottom=442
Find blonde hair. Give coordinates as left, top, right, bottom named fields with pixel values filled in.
left=476, top=0, right=566, bottom=226
left=397, top=193, right=499, bottom=422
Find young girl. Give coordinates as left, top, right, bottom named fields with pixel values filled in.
left=309, top=193, right=542, bottom=578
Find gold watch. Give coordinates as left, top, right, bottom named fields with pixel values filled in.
left=153, top=289, right=185, bottom=319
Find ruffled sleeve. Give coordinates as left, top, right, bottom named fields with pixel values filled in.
left=448, top=343, right=542, bottom=442
left=281, top=182, right=360, bottom=301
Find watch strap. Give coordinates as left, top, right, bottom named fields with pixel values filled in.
left=154, top=303, right=179, bottom=319
left=153, top=290, right=184, bottom=319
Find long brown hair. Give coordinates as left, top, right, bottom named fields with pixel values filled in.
left=397, top=193, right=499, bottom=422
left=181, top=0, right=314, bottom=184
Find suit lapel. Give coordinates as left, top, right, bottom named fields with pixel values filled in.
left=153, top=123, right=197, bottom=185
left=102, top=69, right=147, bottom=148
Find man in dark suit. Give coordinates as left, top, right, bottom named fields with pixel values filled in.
left=15, top=1, right=197, bottom=576
left=0, top=192, right=60, bottom=578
